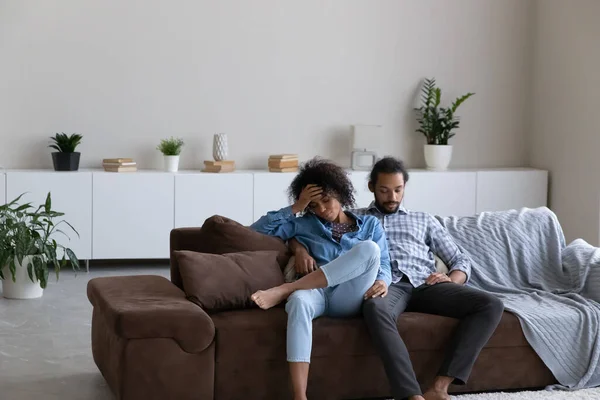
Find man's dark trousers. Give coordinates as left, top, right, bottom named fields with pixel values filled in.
left=362, top=279, right=504, bottom=400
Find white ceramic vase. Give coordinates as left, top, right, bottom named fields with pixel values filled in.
left=164, top=155, right=180, bottom=172
left=2, top=256, right=44, bottom=299
left=424, top=144, right=453, bottom=171
left=213, top=133, right=228, bottom=161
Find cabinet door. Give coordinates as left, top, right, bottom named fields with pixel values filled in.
left=5, top=171, right=93, bottom=260
left=403, top=171, right=477, bottom=217
left=175, top=173, right=254, bottom=228
left=92, top=172, right=174, bottom=259
left=253, top=172, right=296, bottom=221
left=476, top=170, right=548, bottom=213
left=0, top=173, right=5, bottom=205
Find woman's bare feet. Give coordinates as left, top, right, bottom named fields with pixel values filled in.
left=251, top=284, right=291, bottom=309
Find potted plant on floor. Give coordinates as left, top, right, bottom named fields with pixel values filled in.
left=157, top=137, right=184, bottom=172
left=414, top=78, right=475, bottom=170
left=0, top=192, right=80, bottom=299
left=49, top=132, right=83, bottom=171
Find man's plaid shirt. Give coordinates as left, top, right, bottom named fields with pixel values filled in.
left=352, top=202, right=471, bottom=287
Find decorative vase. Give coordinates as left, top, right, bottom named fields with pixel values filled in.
left=2, top=256, right=44, bottom=299
left=164, top=155, right=180, bottom=172
left=213, top=133, right=228, bottom=161
left=51, top=152, right=80, bottom=171
left=424, top=144, right=453, bottom=171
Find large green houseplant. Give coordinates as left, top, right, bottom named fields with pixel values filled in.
left=0, top=192, right=80, bottom=299
left=414, top=78, right=475, bottom=170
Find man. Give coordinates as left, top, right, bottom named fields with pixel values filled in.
left=290, top=157, right=504, bottom=400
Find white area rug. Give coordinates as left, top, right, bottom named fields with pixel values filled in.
left=452, top=388, right=600, bottom=399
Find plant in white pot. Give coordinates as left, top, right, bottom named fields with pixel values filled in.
left=157, top=137, right=184, bottom=172
left=414, top=78, right=475, bottom=170
left=0, top=192, right=80, bottom=299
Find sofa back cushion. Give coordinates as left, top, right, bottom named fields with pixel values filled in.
left=175, top=249, right=285, bottom=312
left=170, top=215, right=290, bottom=288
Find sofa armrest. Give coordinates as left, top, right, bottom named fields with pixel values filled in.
left=87, top=275, right=214, bottom=353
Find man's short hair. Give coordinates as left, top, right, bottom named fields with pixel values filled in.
left=369, top=157, right=409, bottom=185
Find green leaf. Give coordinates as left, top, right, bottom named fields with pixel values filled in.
left=27, top=259, right=34, bottom=282
left=44, top=192, right=51, bottom=214
left=451, top=92, right=475, bottom=113
left=66, top=248, right=80, bottom=273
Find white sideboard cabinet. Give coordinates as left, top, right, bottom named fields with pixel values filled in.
left=1, top=167, right=548, bottom=261
left=1, top=173, right=5, bottom=205
left=92, top=171, right=175, bottom=259
left=5, top=170, right=93, bottom=260
left=175, top=172, right=254, bottom=228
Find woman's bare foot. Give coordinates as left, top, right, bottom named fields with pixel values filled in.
left=251, top=285, right=291, bottom=309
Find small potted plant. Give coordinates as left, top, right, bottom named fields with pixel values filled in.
left=414, top=78, right=474, bottom=170
left=49, top=132, right=83, bottom=171
left=0, top=192, right=80, bottom=299
left=157, top=137, right=184, bottom=172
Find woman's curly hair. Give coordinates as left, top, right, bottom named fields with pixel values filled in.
left=287, top=157, right=356, bottom=209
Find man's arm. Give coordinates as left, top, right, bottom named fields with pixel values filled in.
left=427, top=215, right=470, bottom=284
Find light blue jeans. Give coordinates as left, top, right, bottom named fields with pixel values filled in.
left=285, top=240, right=380, bottom=362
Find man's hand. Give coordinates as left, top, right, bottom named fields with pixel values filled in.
left=295, top=248, right=317, bottom=276
left=426, top=272, right=452, bottom=286
left=364, top=280, right=388, bottom=299
left=292, top=184, right=323, bottom=214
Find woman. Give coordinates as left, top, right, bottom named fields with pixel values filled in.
left=250, top=157, right=391, bottom=400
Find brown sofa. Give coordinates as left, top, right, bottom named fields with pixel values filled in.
left=87, top=218, right=557, bottom=400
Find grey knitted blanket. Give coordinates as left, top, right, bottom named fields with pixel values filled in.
left=436, top=207, right=600, bottom=390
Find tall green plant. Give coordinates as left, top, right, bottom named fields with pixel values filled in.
left=0, top=192, right=80, bottom=288
left=49, top=133, right=83, bottom=153
left=156, top=137, right=184, bottom=156
left=414, top=78, right=475, bottom=145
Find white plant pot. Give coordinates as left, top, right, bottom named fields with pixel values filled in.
left=164, top=155, right=180, bottom=172
left=2, top=256, right=44, bottom=299
left=424, top=144, right=453, bottom=171
left=213, top=133, right=228, bottom=161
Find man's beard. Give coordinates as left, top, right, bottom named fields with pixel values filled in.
left=376, top=201, right=400, bottom=214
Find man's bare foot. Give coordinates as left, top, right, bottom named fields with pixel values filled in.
left=251, top=285, right=291, bottom=309
left=423, top=389, right=450, bottom=400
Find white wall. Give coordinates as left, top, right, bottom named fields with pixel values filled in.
left=530, top=0, right=600, bottom=245
left=0, top=0, right=533, bottom=171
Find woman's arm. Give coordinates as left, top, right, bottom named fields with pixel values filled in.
left=250, top=206, right=299, bottom=241
left=251, top=184, right=323, bottom=241
left=371, top=220, right=392, bottom=287
left=288, top=237, right=317, bottom=275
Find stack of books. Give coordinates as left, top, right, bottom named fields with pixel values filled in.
left=102, top=158, right=137, bottom=172
left=268, top=154, right=299, bottom=172
left=203, top=160, right=235, bottom=173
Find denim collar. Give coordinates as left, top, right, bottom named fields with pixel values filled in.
left=313, top=210, right=366, bottom=228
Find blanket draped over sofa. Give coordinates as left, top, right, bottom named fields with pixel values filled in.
left=436, top=207, right=600, bottom=390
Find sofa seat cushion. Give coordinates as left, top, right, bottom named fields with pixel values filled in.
left=211, top=309, right=529, bottom=363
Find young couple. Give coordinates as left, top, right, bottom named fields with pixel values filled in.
left=250, top=157, right=504, bottom=400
